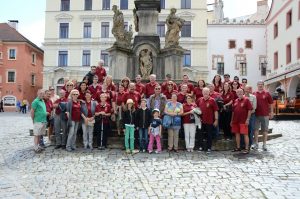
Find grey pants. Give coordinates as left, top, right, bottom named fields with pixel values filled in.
left=82, top=123, right=94, bottom=148
left=54, top=115, right=67, bottom=146
left=66, top=121, right=79, bottom=150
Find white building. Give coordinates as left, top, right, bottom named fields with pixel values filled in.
left=264, top=0, right=300, bottom=98
left=207, top=0, right=269, bottom=88
left=43, top=0, right=209, bottom=90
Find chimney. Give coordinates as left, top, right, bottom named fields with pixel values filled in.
left=8, top=20, right=19, bottom=30
left=257, top=0, right=268, bottom=14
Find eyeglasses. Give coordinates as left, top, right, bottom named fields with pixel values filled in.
left=155, top=88, right=161, bottom=90
left=242, top=81, right=247, bottom=83
left=67, top=85, right=73, bottom=86
left=72, top=94, right=79, bottom=96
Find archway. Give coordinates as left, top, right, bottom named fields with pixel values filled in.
left=287, top=76, right=300, bottom=98
left=56, top=78, right=65, bottom=94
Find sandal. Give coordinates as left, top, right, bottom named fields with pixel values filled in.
left=242, top=149, right=249, bottom=154
left=232, top=148, right=241, bottom=152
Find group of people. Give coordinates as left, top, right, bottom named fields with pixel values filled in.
left=30, top=60, right=274, bottom=154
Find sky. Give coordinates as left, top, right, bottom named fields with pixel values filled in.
left=0, top=0, right=272, bottom=47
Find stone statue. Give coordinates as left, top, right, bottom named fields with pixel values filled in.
left=112, top=5, right=132, bottom=48
left=139, top=49, right=153, bottom=79
left=133, top=8, right=139, bottom=32
left=165, top=8, right=185, bottom=48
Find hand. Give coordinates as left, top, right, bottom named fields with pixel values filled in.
left=136, top=127, right=139, bottom=130
left=213, top=120, right=218, bottom=127
left=84, top=118, right=88, bottom=125
left=269, top=112, right=274, bottom=119
left=245, top=120, right=249, bottom=125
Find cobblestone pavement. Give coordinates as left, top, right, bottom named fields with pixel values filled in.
left=0, top=112, right=300, bottom=199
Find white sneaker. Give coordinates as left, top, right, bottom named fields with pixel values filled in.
left=262, top=145, right=268, bottom=151
left=251, top=143, right=258, bottom=150
left=206, top=149, right=211, bottom=154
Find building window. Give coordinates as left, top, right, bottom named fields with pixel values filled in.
left=82, top=50, right=91, bottom=66
left=83, top=22, right=92, bottom=38
left=157, top=21, right=165, bottom=37
left=61, top=0, right=70, bottom=11
left=183, top=51, right=191, bottom=67
left=286, top=43, right=291, bottom=64
left=7, top=71, right=16, bottom=83
left=32, top=53, right=36, bottom=64
left=101, top=51, right=109, bottom=67
left=274, top=22, right=278, bottom=38
left=59, top=23, right=69, bottom=39
left=245, top=40, right=252, bottom=49
left=160, top=0, right=165, bottom=9
left=31, top=74, right=36, bottom=86
left=274, top=52, right=278, bottom=70
left=212, top=55, right=224, bottom=70
left=286, top=10, right=292, bottom=29
left=8, top=49, right=16, bottom=60
left=58, top=51, right=68, bottom=67
left=120, top=0, right=128, bottom=10
left=124, top=22, right=128, bottom=31
left=229, top=40, right=236, bottom=49
left=85, top=0, right=92, bottom=10
left=102, top=0, right=110, bottom=10
left=298, top=37, right=300, bottom=59
left=240, top=63, right=247, bottom=76
left=217, top=62, right=224, bottom=75
left=259, top=56, right=267, bottom=76
left=181, top=0, right=191, bottom=9
left=101, top=22, right=109, bottom=38
left=235, top=54, right=246, bottom=70
left=181, top=21, right=191, bottom=37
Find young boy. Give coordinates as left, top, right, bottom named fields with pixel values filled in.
left=148, top=109, right=162, bottom=154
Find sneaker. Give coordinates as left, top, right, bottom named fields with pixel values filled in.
left=54, top=145, right=61, bottom=149
left=126, top=149, right=131, bottom=154
left=262, top=145, right=268, bottom=151
left=198, top=147, right=203, bottom=152
left=34, top=147, right=42, bottom=153
left=149, top=151, right=153, bottom=154
left=251, top=143, right=258, bottom=150
left=142, top=149, right=146, bottom=153
left=155, top=150, right=161, bottom=154
left=66, top=148, right=72, bottom=152
left=206, top=149, right=211, bottom=154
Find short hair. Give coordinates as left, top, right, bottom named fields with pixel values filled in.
left=85, top=90, right=92, bottom=95
left=91, top=65, right=96, bottom=69
left=166, top=74, right=172, bottom=78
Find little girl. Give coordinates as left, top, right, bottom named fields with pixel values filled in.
left=148, top=109, right=162, bottom=154
left=123, top=99, right=136, bottom=154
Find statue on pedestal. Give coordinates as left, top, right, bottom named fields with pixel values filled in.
left=112, top=5, right=133, bottom=48
left=165, top=8, right=185, bottom=48
left=139, top=49, right=153, bottom=79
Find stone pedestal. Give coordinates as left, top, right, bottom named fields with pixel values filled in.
left=161, top=47, right=186, bottom=80
left=107, top=46, right=133, bottom=80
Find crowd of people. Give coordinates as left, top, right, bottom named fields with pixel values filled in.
left=30, top=60, right=274, bottom=154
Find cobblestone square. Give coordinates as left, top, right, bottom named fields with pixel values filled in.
left=0, top=113, right=300, bottom=199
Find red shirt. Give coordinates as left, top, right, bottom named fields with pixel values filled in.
left=122, top=91, right=141, bottom=109
left=95, top=67, right=107, bottom=83
left=177, top=92, right=187, bottom=104
left=54, top=97, right=68, bottom=115
left=232, top=97, right=253, bottom=124
left=163, top=89, right=178, bottom=100
left=179, top=82, right=194, bottom=94
left=106, top=84, right=116, bottom=92
left=161, top=81, right=178, bottom=93
left=221, top=91, right=234, bottom=105
left=44, top=99, right=53, bottom=114
left=210, top=91, right=221, bottom=100
left=71, top=101, right=81, bottom=122
left=95, top=103, right=111, bottom=124
left=116, top=92, right=125, bottom=106
left=214, top=84, right=222, bottom=93
left=135, top=82, right=145, bottom=96
left=254, top=90, right=273, bottom=116
left=78, top=90, right=86, bottom=101
left=88, top=84, right=101, bottom=100
left=145, top=82, right=158, bottom=98
left=231, top=90, right=238, bottom=101
left=194, top=87, right=203, bottom=100
left=95, top=90, right=116, bottom=105
left=196, top=97, right=218, bottom=125
left=85, top=101, right=93, bottom=117
left=183, top=103, right=197, bottom=124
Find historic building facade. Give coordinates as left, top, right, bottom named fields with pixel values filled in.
left=207, top=0, right=269, bottom=88
left=43, top=0, right=209, bottom=90
left=0, top=22, right=44, bottom=110
left=264, top=0, right=300, bottom=99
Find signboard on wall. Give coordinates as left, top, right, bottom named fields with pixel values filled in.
left=3, top=95, right=16, bottom=106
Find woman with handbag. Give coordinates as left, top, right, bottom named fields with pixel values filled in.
left=221, top=82, right=234, bottom=140
left=182, top=94, right=197, bottom=152
left=81, top=90, right=97, bottom=151
left=164, top=93, right=183, bottom=153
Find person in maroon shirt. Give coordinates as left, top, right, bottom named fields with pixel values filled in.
left=231, top=81, right=240, bottom=101
left=135, top=75, right=145, bottom=98
left=53, top=89, right=68, bottom=149
left=88, top=75, right=101, bottom=100
left=65, top=81, right=74, bottom=98
left=253, top=80, right=273, bottom=151
left=196, top=88, right=219, bottom=154
left=178, top=74, right=194, bottom=95
left=95, top=60, right=107, bottom=84
left=223, top=74, right=231, bottom=84
left=212, top=74, right=222, bottom=93
left=145, top=74, right=159, bottom=98
left=103, top=75, right=116, bottom=92
left=115, top=84, right=125, bottom=135
left=194, top=80, right=206, bottom=101
left=161, top=74, right=178, bottom=93
left=177, top=84, right=188, bottom=104
left=208, top=84, right=221, bottom=100
left=182, top=94, right=197, bottom=152
left=231, top=89, right=253, bottom=154
left=66, top=89, right=81, bottom=152
left=241, top=78, right=248, bottom=90
left=122, top=83, right=141, bottom=110
left=220, top=82, right=234, bottom=140
left=44, top=90, right=54, bottom=144
left=78, top=82, right=88, bottom=102
left=95, top=93, right=111, bottom=149
left=163, top=81, right=178, bottom=100
left=95, top=84, right=116, bottom=112
left=121, top=77, right=130, bottom=92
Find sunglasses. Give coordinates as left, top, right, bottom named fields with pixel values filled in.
left=72, top=94, right=79, bottom=96
left=155, top=88, right=161, bottom=90
left=67, top=85, right=73, bottom=86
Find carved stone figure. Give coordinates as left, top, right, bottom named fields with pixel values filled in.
left=133, top=8, right=139, bottom=32
left=112, top=5, right=132, bottom=48
left=139, top=49, right=153, bottom=79
left=165, top=8, right=185, bottom=48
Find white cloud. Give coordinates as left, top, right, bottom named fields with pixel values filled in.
left=18, top=20, right=45, bottom=48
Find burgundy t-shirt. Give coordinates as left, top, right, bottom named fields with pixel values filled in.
left=196, top=97, right=218, bottom=125
left=95, top=67, right=107, bottom=83
left=178, top=82, right=194, bottom=94
left=145, top=82, right=158, bottom=98
left=177, top=92, right=187, bottom=104
left=86, top=101, right=93, bottom=117
left=183, top=103, right=197, bottom=124
left=135, top=82, right=145, bottom=96
left=193, top=87, right=203, bottom=100
left=221, top=91, right=234, bottom=105
left=54, top=97, right=68, bottom=115
left=163, top=89, right=178, bottom=100
left=254, top=90, right=273, bottom=116
left=122, top=91, right=141, bottom=109
left=95, top=103, right=111, bottom=124
left=71, top=101, right=81, bottom=122
left=232, top=97, right=253, bottom=124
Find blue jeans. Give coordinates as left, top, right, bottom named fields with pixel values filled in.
left=212, top=112, right=220, bottom=139
left=139, top=128, right=148, bottom=151
left=248, top=113, right=256, bottom=146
